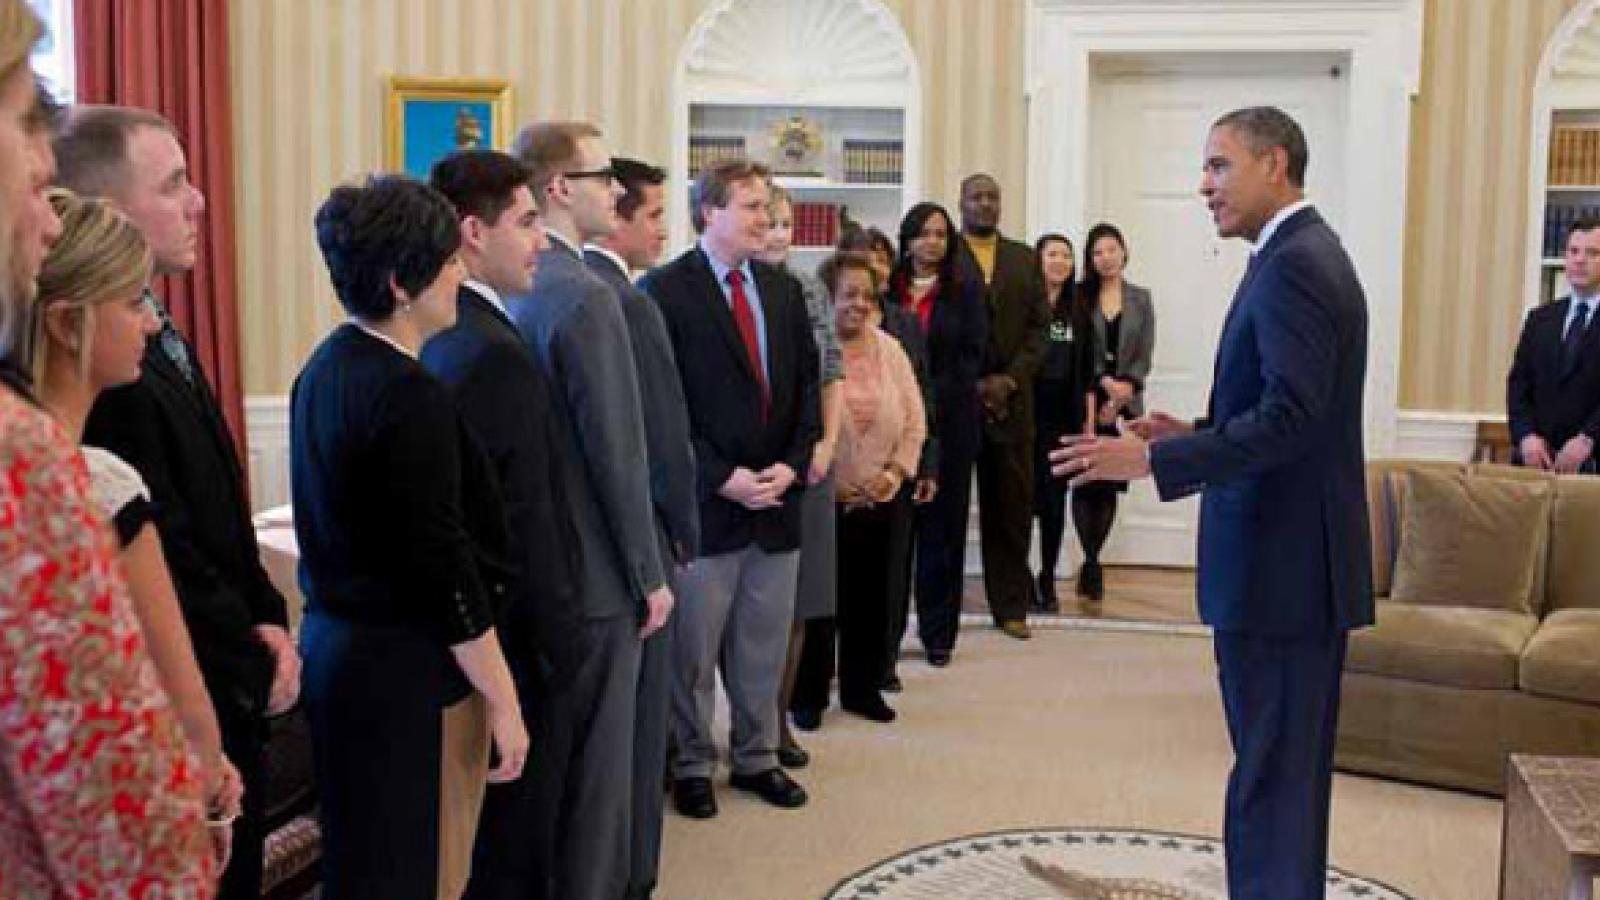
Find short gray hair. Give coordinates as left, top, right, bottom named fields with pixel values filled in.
left=1212, top=106, right=1308, bottom=188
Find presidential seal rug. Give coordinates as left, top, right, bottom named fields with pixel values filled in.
left=823, top=827, right=1416, bottom=900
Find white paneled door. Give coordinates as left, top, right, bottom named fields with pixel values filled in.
left=1085, top=53, right=1349, bottom=566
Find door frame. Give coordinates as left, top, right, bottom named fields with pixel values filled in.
left=1024, top=0, right=1423, bottom=456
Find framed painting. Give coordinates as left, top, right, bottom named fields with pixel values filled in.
left=384, top=77, right=513, bottom=179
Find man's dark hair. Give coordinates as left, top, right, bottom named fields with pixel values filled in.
left=1569, top=218, right=1600, bottom=243
left=51, top=104, right=176, bottom=198
left=1212, top=106, right=1309, bottom=188
left=691, top=158, right=770, bottom=234
left=429, top=150, right=531, bottom=226
left=314, top=175, right=460, bottom=320
left=614, top=157, right=665, bottom=222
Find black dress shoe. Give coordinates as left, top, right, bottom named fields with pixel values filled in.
left=880, top=673, right=904, bottom=693
left=1078, top=561, right=1104, bottom=601
left=927, top=649, right=951, bottom=668
left=1036, top=573, right=1061, bottom=613
left=730, top=768, right=808, bottom=809
left=791, top=707, right=822, bottom=732
left=842, top=697, right=897, bottom=723
left=672, top=777, right=717, bottom=819
left=778, top=738, right=810, bottom=769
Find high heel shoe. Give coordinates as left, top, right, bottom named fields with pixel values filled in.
left=1035, top=572, right=1060, bottom=613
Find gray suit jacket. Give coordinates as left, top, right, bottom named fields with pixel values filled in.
left=584, top=247, right=701, bottom=566
left=510, top=239, right=664, bottom=620
left=1090, top=282, right=1156, bottom=417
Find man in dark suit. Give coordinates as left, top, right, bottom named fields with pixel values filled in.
left=956, top=173, right=1047, bottom=640
left=422, top=150, right=584, bottom=899
left=584, top=156, right=698, bottom=900
left=639, top=158, right=820, bottom=819
left=55, top=105, right=300, bottom=900
left=1056, top=106, right=1372, bottom=899
left=510, top=122, right=672, bottom=900
left=1508, top=219, right=1600, bottom=474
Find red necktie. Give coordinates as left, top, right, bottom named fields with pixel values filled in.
left=727, top=269, right=769, bottom=419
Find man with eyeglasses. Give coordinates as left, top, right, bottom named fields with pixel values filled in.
left=506, top=121, right=670, bottom=900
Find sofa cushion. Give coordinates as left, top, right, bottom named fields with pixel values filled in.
left=1547, top=476, right=1600, bottom=612
left=1346, top=602, right=1539, bottom=689
left=1365, top=460, right=1463, bottom=597
left=1521, top=609, right=1600, bottom=704
left=1390, top=468, right=1551, bottom=615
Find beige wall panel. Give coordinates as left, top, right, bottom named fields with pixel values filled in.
left=1400, top=0, right=1581, bottom=412
left=232, top=0, right=1030, bottom=394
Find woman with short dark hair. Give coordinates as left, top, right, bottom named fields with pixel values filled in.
left=292, top=175, right=528, bottom=898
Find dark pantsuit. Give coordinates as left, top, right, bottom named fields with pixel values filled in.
left=300, top=612, right=454, bottom=899
left=215, top=710, right=266, bottom=900
left=1213, top=630, right=1348, bottom=900
left=792, top=500, right=907, bottom=712
left=976, top=433, right=1035, bottom=624
left=1032, top=378, right=1074, bottom=582
left=881, top=483, right=918, bottom=681
left=915, top=447, right=976, bottom=654
left=464, top=658, right=544, bottom=900
left=625, top=626, right=674, bottom=900
left=529, top=616, right=641, bottom=900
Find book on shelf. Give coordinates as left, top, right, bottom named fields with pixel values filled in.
left=842, top=138, right=904, bottom=185
left=688, top=135, right=747, bottom=178
left=791, top=200, right=840, bottom=247
left=1543, top=202, right=1600, bottom=257
left=1549, top=126, right=1600, bottom=186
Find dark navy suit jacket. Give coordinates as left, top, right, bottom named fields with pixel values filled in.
left=1150, top=207, right=1373, bottom=637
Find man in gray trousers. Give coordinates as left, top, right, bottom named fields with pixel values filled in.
left=584, top=157, right=699, bottom=899
left=640, top=159, right=820, bottom=819
left=509, top=121, right=673, bottom=900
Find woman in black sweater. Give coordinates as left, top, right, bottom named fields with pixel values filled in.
left=291, top=176, right=527, bottom=898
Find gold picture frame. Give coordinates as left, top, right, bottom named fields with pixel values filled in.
left=384, top=77, right=513, bottom=179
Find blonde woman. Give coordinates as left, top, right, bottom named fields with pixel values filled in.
left=31, top=186, right=243, bottom=853
left=0, top=1, right=216, bottom=893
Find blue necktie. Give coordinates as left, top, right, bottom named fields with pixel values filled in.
left=147, top=291, right=195, bottom=383
left=1565, top=300, right=1592, bottom=371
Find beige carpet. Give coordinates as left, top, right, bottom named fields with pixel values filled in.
left=657, top=626, right=1502, bottom=900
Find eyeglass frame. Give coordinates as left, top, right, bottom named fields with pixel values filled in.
left=562, top=166, right=618, bottom=183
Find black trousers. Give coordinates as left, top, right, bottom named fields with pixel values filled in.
left=625, top=625, right=673, bottom=899
left=214, top=706, right=266, bottom=900
left=793, top=500, right=906, bottom=711
left=881, top=482, right=919, bottom=680
left=464, top=656, right=544, bottom=900
left=1032, top=379, right=1075, bottom=582
left=915, top=443, right=976, bottom=654
left=1214, top=630, right=1348, bottom=900
left=976, top=431, right=1035, bottom=625
left=300, top=612, right=454, bottom=899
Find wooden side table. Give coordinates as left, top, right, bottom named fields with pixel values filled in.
left=1502, top=755, right=1600, bottom=899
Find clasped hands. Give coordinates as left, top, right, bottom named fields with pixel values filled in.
left=978, top=374, right=1017, bottom=421
left=719, top=463, right=799, bottom=510
left=838, top=465, right=905, bottom=510
left=1520, top=433, right=1594, bottom=474
left=1049, top=410, right=1192, bottom=487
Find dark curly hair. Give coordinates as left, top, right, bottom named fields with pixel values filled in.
left=314, top=175, right=461, bottom=319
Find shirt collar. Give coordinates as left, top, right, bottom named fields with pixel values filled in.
left=463, top=278, right=509, bottom=318
left=546, top=228, right=583, bottom=258
left=352, top=320, right=416, bottom=359
left=699, top=236, right=753, bottom=287
left=584, top=244, right=631, bottom=279
left=1251, top=199, right=1313, bottom=255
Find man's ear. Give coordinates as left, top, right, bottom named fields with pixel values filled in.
left=461, top=215, right=485, bottom=253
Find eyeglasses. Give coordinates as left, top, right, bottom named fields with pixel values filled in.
left=562, top=166, right=617, bottom=183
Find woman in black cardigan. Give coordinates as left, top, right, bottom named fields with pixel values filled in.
left=291, top=176, right=527, bottom=898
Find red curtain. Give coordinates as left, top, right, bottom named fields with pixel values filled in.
left=73, top=0, right=246, bottom=454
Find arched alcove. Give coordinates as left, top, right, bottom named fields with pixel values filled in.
left=669, top=0, right=922, bottom=258
left=1525, top=0, right=1600, bottom=310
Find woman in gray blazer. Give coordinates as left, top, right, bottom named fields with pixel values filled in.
left=1074, top=223, right=1155, bottom=603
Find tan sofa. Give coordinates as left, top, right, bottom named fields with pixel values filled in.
left=1335, top=460, right=1600, bottom=796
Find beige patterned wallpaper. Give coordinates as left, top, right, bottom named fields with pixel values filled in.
left=1400, top=0, right=1582, bottom=412
left=232, top=0, right=1586, bottom=413
left=229, top=0, right=1028, bottom=395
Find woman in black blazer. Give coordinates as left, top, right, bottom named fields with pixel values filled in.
left=888, top=202, right=987, bottom=667
left=1075, top=222, right=1156, bottom=603
left=291, top=176, right=527, bottom=898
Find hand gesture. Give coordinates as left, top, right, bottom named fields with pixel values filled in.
left=1127, top=411, right=1192, bottom=443
left=639, top=585, right=674, bottom=639
left=719, top=467, right=781, bottom=510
